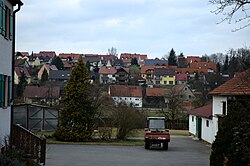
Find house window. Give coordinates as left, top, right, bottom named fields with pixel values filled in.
left=222, top=101, right=226, bottom=115
left=135, top=98, right=139, bottom=101
left=192, top=116, right=194, bottom=122
left=0, top=2, right=13, bottom=40
left=0, top=74, right=11, bottom=108
left=164, top=81, right=167, bottom=84
left=189, top=95, right=191, bottom=98
left=169, top=81, right=173, bottom=85
left=135, top=104, right=139, bottom=107
left=206, top=120, right=209, bottom=127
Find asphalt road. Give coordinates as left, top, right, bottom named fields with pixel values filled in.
left=46, top=136, right=211, bottom=166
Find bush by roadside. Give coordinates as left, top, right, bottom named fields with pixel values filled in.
left=0, top=147, right=40, bottom=166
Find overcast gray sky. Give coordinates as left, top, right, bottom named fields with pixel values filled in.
left=16, top=0, right=250, bottom=59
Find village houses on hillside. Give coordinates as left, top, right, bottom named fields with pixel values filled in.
left=14, top=50, right=220, bottom=109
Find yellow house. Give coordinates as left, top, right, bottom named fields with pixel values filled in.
left=161, top=75, right=176, bottom=85
left=154, top=68, right=176, bottom=85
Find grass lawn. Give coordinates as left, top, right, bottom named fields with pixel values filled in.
left=46, top=137, right=144, bottom=146
left=34, top=129, right=189, bottom=146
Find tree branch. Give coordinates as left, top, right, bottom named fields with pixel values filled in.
left=210, top=0, right=250, bottom=31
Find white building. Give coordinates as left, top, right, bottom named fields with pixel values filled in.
left=109, top=85, right=143, bottom=108
left=99, top=66, right=116, bottom=84
left=188, top=104, right=215, bottom=144
left=188, top=69, right=250, bottom=144
left=0, top=0, right=23, bottom=148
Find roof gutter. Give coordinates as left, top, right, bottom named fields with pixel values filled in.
left=10, top=0, right=23, bottom=146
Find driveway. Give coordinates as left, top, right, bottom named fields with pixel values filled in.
left=45, top=136, right=211, bottom=166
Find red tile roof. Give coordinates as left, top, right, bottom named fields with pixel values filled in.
left=122, top=68, right=130, bottom=73
left=38, top=51, right=56, bottom=58
left=209, top=69, right=250, bottom=95
left=59, top=53, right=82, bottom=60
left=23, top=86, right=60, bottom=99
left=20, top=52, right=29, bottom=57
left=15, top=67, right=31, bottom=78
left=188, top=103, right=212, bottom=119
left=186, top=56, right=201, bottom=64
left=44, top=64, right=58, bottom=71
left=110, top=85, right=142, bottom=97
left=176, top=73, right=188, bottom=81
left=141, top=66, right=154, bottom=74
left=120, top=53, right=148, bottom=60
left=146, top=88, right=164, bottom=97
left=99, top=66, right=116, bottom=74
left=63, top=61, right=73, bottom=68
left=100, top=55, right=117, bottom=61
left=189, top=61, right=217, bottom=72
left=15, top=59, right=27, bottom=66
left=177, top=68, right=208, bottom=75
left=122, top=59, right=132, bottom=63
left=84, top=54, right=117, bottom=61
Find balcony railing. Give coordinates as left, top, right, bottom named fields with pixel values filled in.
left=11, top=124, right=46, bottom=165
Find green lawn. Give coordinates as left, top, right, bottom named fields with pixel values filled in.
left=46, top=137, right=144, bottom=146
left=34, top=129, right=189, bottom=145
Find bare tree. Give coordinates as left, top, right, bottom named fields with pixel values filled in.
left=107, top=47, right=118, bottom=57
left=160, top=87, right=187, bottom=129
left=209, top=0, right=250, bottom=31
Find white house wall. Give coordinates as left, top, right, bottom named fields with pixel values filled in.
left=112, top=96, right=142, bottom=108
left=99, top=74, right=116, bottom=84
left=189, top=115, right=216, bottom=144
left=201, top=118, right=214, bottom=144
left=212, top=96, right=227, bottom=115
left=189, top=115, right=196, bottom=135
left=212, top=95, right=227, bottom=141
left=0, top=110, right=11, bottom=147
left=0, top=0, right=13, bottom=148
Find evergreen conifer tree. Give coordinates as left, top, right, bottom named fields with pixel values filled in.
left=131, top=58, right=138, bottom=66
left=210, top=101, right=250, bottom=166
left=168, top=48, right=178, bottom=66
left=223, top=55, right=229, bottom=72
left=51, top=57, right=64, bottom=70
left=16, top=72, right=27, bottom=97
left=54, top=58, right=96, bottom=141
left=41, top=70, right=48, bottom=85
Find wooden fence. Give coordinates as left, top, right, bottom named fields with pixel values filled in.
left=11, top=124, right=46, bottom=165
